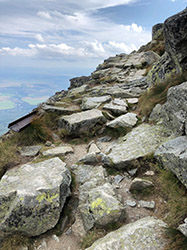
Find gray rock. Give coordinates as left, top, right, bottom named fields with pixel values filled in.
left=20, top=146, right=42, bottom=157
left=88, top=143, right=100, bottom=154
left=45, top=141, right=52, bottom=147
left=126, top=98, right=139, bottom=104
left=67, top=84, right=88, bottom=97
left=103, top=99, right=128, bottom=115
left=129, top=178, right=154, bottom=195
left=114, top=175, right=124, bottom=185
left=81, top=96, right=111, bottom=110
left=147, top=52, right=178, bottom=86
left=42, top=104, right=80, bottom=115
left=0, top=157, right=71, bottom=236
left=86, top=217, right=168, bottom=250
left=69, top=76, right=91, bottom=89
left=155, top=136, right=187, bottom=188
left=152, top=23, right=164, bottom=41
left=105, top=124, right=172, bottom=169
left=58, top=109, right=106, bottom=136
left=106, top=113, right=138, bottom=128
left=126, top=200, right=137, bottom=207
left=71, top=164, right=125, bottom=231
left=138, top=200, right=155, bottom=209
left=128, top=168, right=138, bottom=177
left=164, top=8, right=187, bottom=71
left=97, top=136, right=112, bottom=142
left=78, top=153, right=100, bottom=165
left=178, top=218, right=187, bottom=237
left=42, top=146, right=74, bottom=157
left=149, top=82, right=187, bottom=136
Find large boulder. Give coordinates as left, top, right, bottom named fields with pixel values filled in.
left=105, top=124, right=172, bottom=169
left=86, top=216, right=168, bottom=250
left=154, top=136, right=187, bottom=188
left=58, top=109, right=106, bottom=136
left=152, top=23, right=164, bottom=41
left=71, top=164, right=125, bottom=231
left=0, top=157, right=71, bottom=236
left=106, top=113, right=137, bottom=128
left=164, top=8, right=187, bottom=71
left=149, top=81, right=187, bottom=135
left=103, top=98, right=128, bottom=115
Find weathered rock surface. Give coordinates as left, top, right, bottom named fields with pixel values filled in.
left=81, top=96, right=111, bottom=110
left=155, top=136, right=187, bottom=188
left=58, top=109, right=106, bottom=135
left=138, top=200, right=155, bottom=209
left=129, top=178, right=154, bottom=195
left=20, top=146, right=42, bottom=157
left=106, top=124, right=171, bottom=169
left=86, top=217, right=167, bottom=250
left=107, top=113, right=137, bottom=128
left=103, top=98, right=128, bottom=115
left=67, top=84, right=88, bottom=97
left=42, top=146, right=74, bottom=157
left=0, top=157, right=71, bottom=236
left=71, top=164, right=125, bottom=231
left=152, top=23, right=164, bottom=41
left=42, top=104, right=80, bottom=115
left=150, top=81, right=187, bottom=135
left=164, top=8, right=187, bottom=71
left=178, top=218, right=187, bottom=237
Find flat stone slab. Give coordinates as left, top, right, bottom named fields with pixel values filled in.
left=42, top=146, right=74, bottom=157
left=106, top=124, right=172, bottom=169
left=86, top=216, right=167, bottom=250
left=126, top=98, right=139, bottom=104
left=42, top=104, right=80, bottom=114
left=107, top=113, right=137, bottom=128
left=155, top=136, right=187, bottom=188
left=103, top=98, right=128, bottom=115
left=0, top=157, right=71, bottom=236
left=81, top=96, right=111, bottom=110
left=20, top=146, right=42, bottom=157
left=58, top=109, right=106, bottom=135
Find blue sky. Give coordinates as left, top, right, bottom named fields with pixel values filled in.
left=0, top=0, right=187, bottom=89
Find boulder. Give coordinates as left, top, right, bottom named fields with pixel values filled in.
left=67, top=84, right=88, bottom=97
left=164, top=8, right=187, bottom=71
left=86, top=217, right=168, bottom=250
left=20, top=146, right=42, bottom=157
left=58, top=109, right=106, bottom=136
left=0, top=157, right=71, bottom=236
left=149, top=81, right=187, bottom=135
left=69, top=76, right=91, bottom=89
left=154, top=136, right=187, bottom=188
left=42, top=146, right=74, bottom=157
left=129, top=178, right=154, bottom=195
left=138, top=200, right=155, bottom=209
left=103, top=98, right=128, bottom=115
left=106, top=113, right=137, bottom=128
left=105, top=124, right=172, bottom=169
left=81, top=96, right=111, bottom=110
left=71, top=164, right=125, bottom=231
left=178, top=218, right=187, bottom=237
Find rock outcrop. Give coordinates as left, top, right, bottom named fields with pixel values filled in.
left=86, top=217, right=167, bottom=250
left=105, top=124, right=172, bottom=169
left=155, top=136, right=187, bottom=188
left=0, top=157, right=71, bottom=236
left=150, top=81, right=187, bottom=135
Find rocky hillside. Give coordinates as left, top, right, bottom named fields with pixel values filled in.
left=0, top=9, right=187, bottom=250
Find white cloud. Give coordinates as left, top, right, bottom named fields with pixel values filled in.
left=131, top=23, right=143, bottom=33
left=35, top=34, right=44, bottom=43
left=37, top=11, right=52, bottom=20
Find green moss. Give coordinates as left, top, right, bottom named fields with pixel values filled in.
left=91, top=198, right=111, bottom=216
left=36, top=193, right=59, bottom=203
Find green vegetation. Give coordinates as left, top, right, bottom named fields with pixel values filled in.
left=138, top=71, right=187, bottom=118
left=0, top=139, right=18, bottom=178
left=0, top=234, right=33, bottom=250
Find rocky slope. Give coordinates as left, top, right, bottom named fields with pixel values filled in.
left=0, top=9, right=187, bottom=250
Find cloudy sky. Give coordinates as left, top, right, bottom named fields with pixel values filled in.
left=0, top=0, right=187, bottom=88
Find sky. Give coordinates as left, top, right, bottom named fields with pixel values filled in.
left=0, top=0, right=187, bottom=89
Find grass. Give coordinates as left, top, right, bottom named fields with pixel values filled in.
left=138, top=71, right=187, bottom=119
left=0, top=234, right=33, bottom=250
left=164, top=228, right=187, bottom=250
left=0, top=139, right=18, bottom=178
